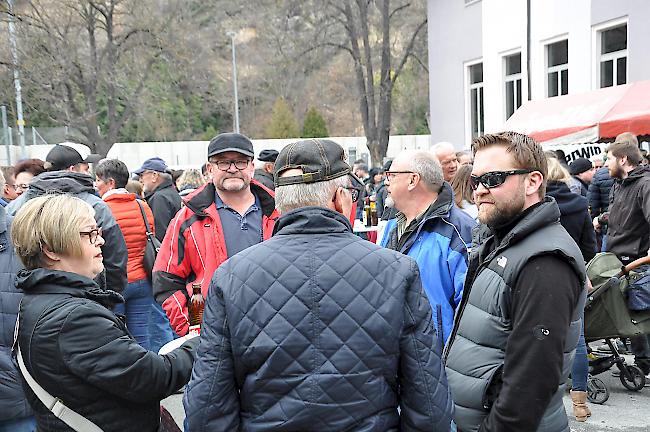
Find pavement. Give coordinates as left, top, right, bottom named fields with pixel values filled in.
left=163, top=355, right=650, bottom=431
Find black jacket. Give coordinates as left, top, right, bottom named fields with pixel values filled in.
left=253, top=168, right=275, bottom=191
left=145, top=177, right=182, bottom=242
left=546, top=181, right=597, bottom=262
left=184, top=206, right=453, bottom=431
left=587, top=167, right=615, bottom=218
left=606, top=166, right=650, bottom=263
left=6, top=171, right=128, bottom=293
left=16, top=269, right=197, bottom=432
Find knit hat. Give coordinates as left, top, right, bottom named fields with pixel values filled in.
left=569, top=157, right=593, bottom=175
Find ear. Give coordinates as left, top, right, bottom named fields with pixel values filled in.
left=525, top=171, right=544, bottom=197
left=407, top=173, right=420, bottom=191
left=41, top=245, right=61, bottom=263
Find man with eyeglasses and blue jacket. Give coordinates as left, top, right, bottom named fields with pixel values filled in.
left=444, top=132, right=586, bottom=432
left=152, top=133, right=280, bottom=337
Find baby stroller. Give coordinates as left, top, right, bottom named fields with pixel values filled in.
left=583, top=253, right=650, bottom=403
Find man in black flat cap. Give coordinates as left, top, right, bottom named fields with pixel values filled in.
left=253, top=149, right=279, bottom=190
left=185, top=138, right=453, bottom=431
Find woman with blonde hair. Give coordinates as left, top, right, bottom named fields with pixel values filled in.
left=13, top=194, right=197, bottom=431
left=176, top=168, right=206, bottom=198
left=545, top=155, right=596, bottom=422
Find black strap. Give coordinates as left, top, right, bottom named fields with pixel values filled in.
left=135, top=200, right=156, bottom=241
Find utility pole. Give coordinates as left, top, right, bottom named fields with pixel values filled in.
left=7, top=0, right=27, bottom=157
left=226, top=31, right=240, bottom=133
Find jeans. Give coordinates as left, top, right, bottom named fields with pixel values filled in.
left=0, top=417, right=36, bottom=432
left=113, top=279, right=153, bottom=351
left=572, top=329, right=588, bottom=391
left=149, top=300, right=176, bottom=353
left=630, top=334, right=650, bottom=375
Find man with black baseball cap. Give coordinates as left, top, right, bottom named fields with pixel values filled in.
left=185, top=138, right=453, bottom=431
left=6, top=143, right=128, bottom=294
left=152, top=132, right=280, bottom=337
left=253, top=149, right=279, bottom=190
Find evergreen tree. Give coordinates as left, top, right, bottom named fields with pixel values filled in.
left=266, top=98, right=300, bottom=138
left=302, top=107, right=329, bottom=138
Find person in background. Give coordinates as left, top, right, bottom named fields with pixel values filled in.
left=95, top=159, right=163, bottom=351
left=126, top=179, right=144, bottom=198
left=456, top=150, right=473, bottom=166
left=568, top=157, right=594, bottom=197
left=13, top=194, right=197, bottom=431
left=152, top=133, right=279, bottom=337
left=381, top=150, right=475, bottom=347
left=134, top=157, right=182, bottom=242
left=591, top=154, right=604, bottom=170
left=445, top=132, right=586, bottom=432
left=545, top=156, right=596, bottom=422
left=0, top=169, right=34, bottom=432
left=433, top=142, right=459, bottom=182
left=450, top=164, right=478, bottom=219
left=253, top=149, right=279, bottom=191
left=176, top=168, right=206, bottom=198
left=375, top=159, right=392, bottom=219
left=7, top=145, right=127, bottom=294
left=12, top=159, right=45, bottom=197
left=0, top=166, right=18, bottom=206
left=184, top=138, right=453, bottom=431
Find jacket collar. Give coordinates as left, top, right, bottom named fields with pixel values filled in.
left=30, top=171, right=96, bottom=195
left=17, top=268, right=124, bottom=309
left=184, top=180, right=276, bottom=218
left=273, top=206, right=352, bottom=236
left=145, top=177, right=175, bottom=200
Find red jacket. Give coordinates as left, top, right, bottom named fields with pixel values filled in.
left=103, top=192, right=155, bottom=283
left=152, top=180, right=279, bottom=336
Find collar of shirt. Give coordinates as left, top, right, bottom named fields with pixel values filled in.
left=215, top=191, right=260, bottom=217
left=102, top=188, right=130, bottom=199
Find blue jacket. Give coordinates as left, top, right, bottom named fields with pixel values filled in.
left=0, top=207, right=30, bottom=421
left=381, top=183, right=475, bottom=346
left=588, top=167, right=614, bottom=218
left=184, top=207, right=453, bottom=431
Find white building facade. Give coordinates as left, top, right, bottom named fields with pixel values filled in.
left=427, top=0, right=650, bottom=149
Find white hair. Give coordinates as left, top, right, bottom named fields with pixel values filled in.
left=432, top=141, right=456, bottom=155
left=409, top=151, right=444, bottom=191
left=275, top=176, right=349, bottom=213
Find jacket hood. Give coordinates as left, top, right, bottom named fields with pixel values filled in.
left=273, top=206, right=351, bottom=236
left=144, top=177, right=175, bottom=200
left=546, top=181, right=589, bottom=216
left=420, top=182, right=454, bottom=226
left=622, top=165, right=650, bottom=184
left=16, top=268, right=123, bottom=309
left=29, top=171, right=96, bottom=195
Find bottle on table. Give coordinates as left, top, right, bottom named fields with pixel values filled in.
left=188, top=283, right=205, bottom=336
left=363, top=197, right=372, bottom=227
left=369, top=196, right=378, bottom=226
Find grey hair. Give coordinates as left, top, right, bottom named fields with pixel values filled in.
left=0, top=168, right=5, bottom=191
left=409, top=151, right=444, bottom=191
left=275, top=175, right=349, bottom=213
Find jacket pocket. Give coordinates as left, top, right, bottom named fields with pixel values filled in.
left=435, top=304, right=444, bottom=351
left=481, top=364, right=503, bottom=410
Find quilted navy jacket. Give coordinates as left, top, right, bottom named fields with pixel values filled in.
left=184, top=206, right=453, bottom=431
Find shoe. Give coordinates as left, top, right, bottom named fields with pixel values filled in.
left=570, top=390, right=591, bottom=422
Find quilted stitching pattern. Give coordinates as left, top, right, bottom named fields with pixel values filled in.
left=184, top=208, right=453, bottom=431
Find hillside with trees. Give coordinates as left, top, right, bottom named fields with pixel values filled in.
left=0, top=0, right=429, bottom=161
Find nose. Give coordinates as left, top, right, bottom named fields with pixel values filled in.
left=96, top=233, right=105, bottom=247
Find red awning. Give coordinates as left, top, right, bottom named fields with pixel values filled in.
left=504, top=80, right=650, bottom=142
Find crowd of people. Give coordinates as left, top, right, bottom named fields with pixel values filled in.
left=0, top=130, right=648, bottom=431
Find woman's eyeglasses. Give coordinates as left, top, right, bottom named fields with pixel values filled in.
left=469, top=169, right=533, bottom=190
left=79, top=227, right=103, bottom=244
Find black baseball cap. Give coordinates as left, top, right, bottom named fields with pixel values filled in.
left=207, top=133, right=254, bottom=159
left=258, top=149, right=279, bottom=162
left=274, top=139, right=363, bottom=188
left=44, top=144, right=102, bottom=171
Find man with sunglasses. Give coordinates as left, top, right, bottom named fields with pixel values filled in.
left=152, top=133, right=279, bottom=337
left=184, top=138, right=453, bottom=431
left=444, top=132, right=586, bottom=432
left=380, top=150, right=475, bottom=349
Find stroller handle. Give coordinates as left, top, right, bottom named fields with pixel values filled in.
left=621, top=255, right=650, bottom=276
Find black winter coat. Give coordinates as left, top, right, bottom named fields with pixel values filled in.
left=145, top=177, right=182, bottom=242
left=546, top=181, right=597, bottom=262
left=588, top=167, right=615, bottom=218
left=184, top=207, right=453, bottom=431
left=16, top=269, right=197, bottom=432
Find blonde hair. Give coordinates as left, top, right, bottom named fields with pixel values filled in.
left=176, top=168, right=206, bottom=191
left=546, top=156, right=571, bottom=184
left=12, top=194, right=96, bottom=270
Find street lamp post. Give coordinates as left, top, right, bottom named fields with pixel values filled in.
left=7, top=0, right=26, bottom=157
left=226, top=31, right=240, bottom=134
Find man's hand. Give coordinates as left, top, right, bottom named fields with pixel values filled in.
left=593, top=216, right=601, bottom=233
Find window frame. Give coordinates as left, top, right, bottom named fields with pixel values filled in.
left=503, top=52, right=523, bottom=120
left=592, top=18, right=628, bottom=89
left=464, top=59, right=484, bottom=142
left=545, top=39, right=569, bottom=98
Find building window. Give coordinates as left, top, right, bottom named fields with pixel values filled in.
left=599, top=24, right=627, bottom=88
left=468, top=63, right=484, bottom=138
left=504, top=53, right=522, bottom=119
left=547, top=40, right=568, bottom=97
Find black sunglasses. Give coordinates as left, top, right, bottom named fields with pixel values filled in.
left=469, top=169, right=533, bottom=190
left=344, top=186, right=361, bottom=202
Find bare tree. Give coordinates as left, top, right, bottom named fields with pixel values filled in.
left=297, top=0, right=427, bottom=163
left=13, top=0, right=178, bottom=155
